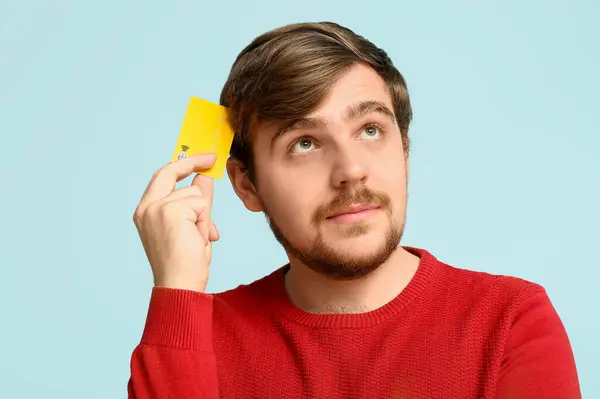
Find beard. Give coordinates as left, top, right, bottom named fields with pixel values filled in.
left=262, top=186, right=405, bottom=281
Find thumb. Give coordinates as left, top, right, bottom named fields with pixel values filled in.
left=191, top=172, right=214, bottom=222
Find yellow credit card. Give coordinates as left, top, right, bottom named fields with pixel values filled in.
left=171, top=96, right=235, bottom=179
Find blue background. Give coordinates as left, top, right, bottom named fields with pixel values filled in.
left=1, top=0, right=598, bottom=397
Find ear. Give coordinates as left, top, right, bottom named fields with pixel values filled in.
left=226, top=157, right=263, bottom=212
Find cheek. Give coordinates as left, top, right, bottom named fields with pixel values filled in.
left=371, top=143, right=408, bottom=206
left=374, top=144, right=407, bottom=184
left=259, top=170, right=319, bottom=234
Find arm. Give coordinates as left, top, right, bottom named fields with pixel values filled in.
left=128, top=287, right=219, bottom=399
left=496, top=286, right=581, bottom=398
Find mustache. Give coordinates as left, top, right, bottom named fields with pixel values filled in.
left=312, top=187, right=392, bottom=223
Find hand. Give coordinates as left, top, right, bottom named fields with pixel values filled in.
left=133, top=154, right=220, bottom=292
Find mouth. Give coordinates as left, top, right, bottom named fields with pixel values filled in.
left=326, top=203, right=381, bottom=223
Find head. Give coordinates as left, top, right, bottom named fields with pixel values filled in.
left=221, top=22, right=412, bottom=280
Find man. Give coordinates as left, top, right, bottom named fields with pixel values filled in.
left=128, top=22, right=581, bottom=398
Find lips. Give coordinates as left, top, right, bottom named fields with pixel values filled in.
left=327, top=203, right=380, bottom=219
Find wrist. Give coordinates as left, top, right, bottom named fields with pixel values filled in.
left=154, top=275, right=208, bottom=293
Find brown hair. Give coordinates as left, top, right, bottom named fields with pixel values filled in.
left=219, top=21, right=412, bottom=179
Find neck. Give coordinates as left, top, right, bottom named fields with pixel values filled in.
left=283, top=246, right=420, bottom=314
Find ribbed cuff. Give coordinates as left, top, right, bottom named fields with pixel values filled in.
left=141, top=287, right=214, bottom=351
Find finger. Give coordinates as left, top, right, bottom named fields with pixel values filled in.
left=197, top=217, right=209, bottom=245
left=205, top=241, right=213, bottom=264
left=191, top=171, right=214, bottom=224
left=161, top=185, right=205, bottom=202
left=141, top=160, right=171, bottom=200
left=161, top=195, right=209, bottom=224
left=161, top=196, right=211, bottom=245
left=191, top=172, right=214, bottom=246
left=140, top=154, right=217, bottom=211
left=208, top=220, right=219, bottom=242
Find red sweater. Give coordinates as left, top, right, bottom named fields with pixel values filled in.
left=128, top=247, right=581, bottom=398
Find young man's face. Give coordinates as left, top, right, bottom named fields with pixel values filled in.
left=231, top=63, right=409, bottom=280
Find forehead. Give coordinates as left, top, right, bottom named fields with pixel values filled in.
left=309, top=63, right=392, bottom=118
left=254, top=64, right=393, bottom=137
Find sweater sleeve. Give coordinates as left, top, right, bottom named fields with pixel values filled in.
left=496, top=285, right=581, bottom=399
left=127, top=287, right=219, bottom=399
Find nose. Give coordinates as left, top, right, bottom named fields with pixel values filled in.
left=330, top=145, right=369, bottom=189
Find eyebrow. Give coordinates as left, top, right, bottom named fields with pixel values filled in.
left=270, top=100, right=396, bottom=148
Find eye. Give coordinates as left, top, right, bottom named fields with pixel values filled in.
left=359, top=125, right=382, bottom=140
left=291, top=137, right=316, bottom=153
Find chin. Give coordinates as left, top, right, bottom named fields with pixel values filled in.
left=328, top=238, right=394, bottom=263
left=305, top=235, right=397, bottom=279
left=266, top=209, right=404, bottom=280
left=327, top=223, right=386, bottom=243
left=307, top=245, right=395, bottom=281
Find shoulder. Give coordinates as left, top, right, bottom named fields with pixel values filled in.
left=417, top=248, right=567, bottom=354
left=417, top=247, right=549, bottom=320
left=211, top=266, right=285, bottom=315
left=442, top=257, right=544, bottom=302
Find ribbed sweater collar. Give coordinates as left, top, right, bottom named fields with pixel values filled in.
left=261, top=246, right=440, bottom=328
